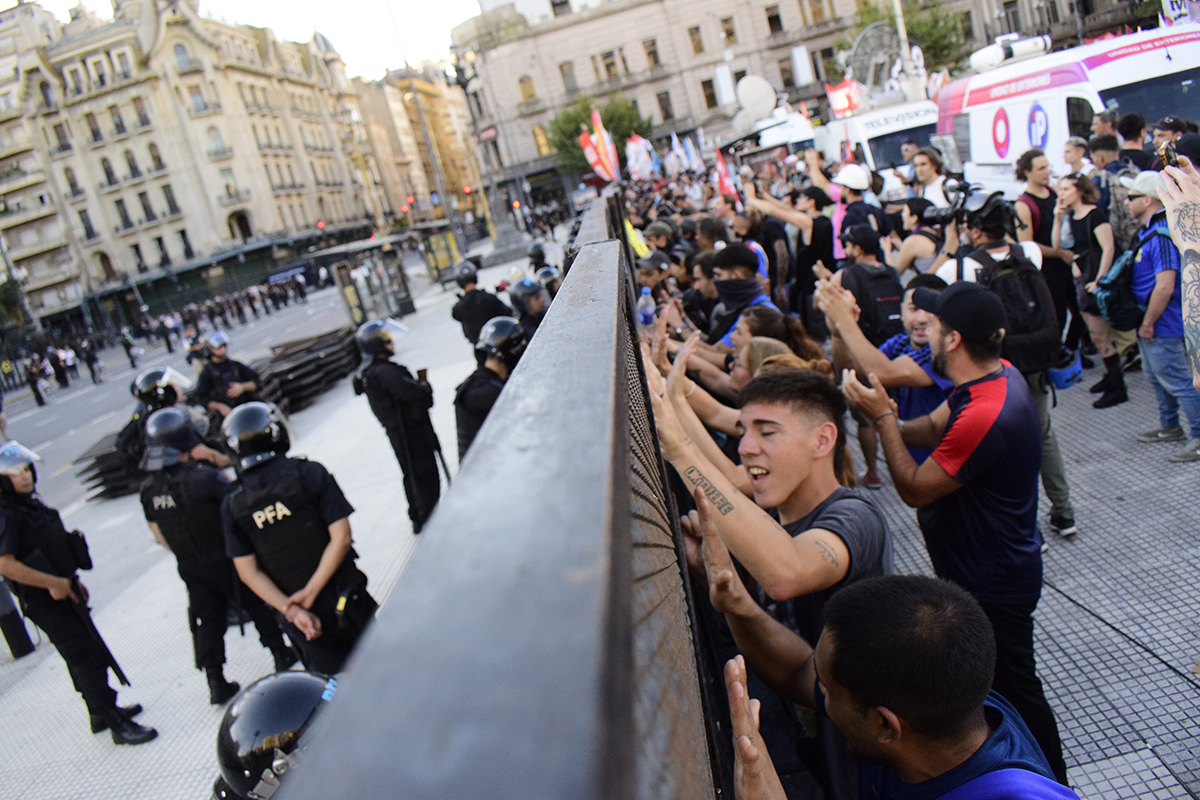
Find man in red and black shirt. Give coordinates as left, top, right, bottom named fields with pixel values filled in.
left=842, top=281, right=1068, bottom=785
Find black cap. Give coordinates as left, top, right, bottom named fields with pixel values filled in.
left=1154, top=115, right=1188, bottom=134
left=912, top=282, right=1006, bottom=345
left=800, top=186, right=834, bottom=209
left=838, top=223, right=880, bottom=253
left=636, top=250, right=671, bottom=273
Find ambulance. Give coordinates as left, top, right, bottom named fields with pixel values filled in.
left=812, top=100, right=941, bottom=199
left=936, top=24, right=1200, bottom=196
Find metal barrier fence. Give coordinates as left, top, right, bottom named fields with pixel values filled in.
left=284, top=195, right=729, bottom=799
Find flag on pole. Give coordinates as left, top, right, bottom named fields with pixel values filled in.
left=670, top=132, right=688, bottom=170
left=579, top=128, right=614, bottom=182
left=714, top=149, right=737, bottom=198
left=683, top=137, right=705, bottom=173
left=591, top=108, right=620, bottom=181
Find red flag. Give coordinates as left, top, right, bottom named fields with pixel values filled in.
left=579, top=128, right=613, bottom=182
left=591, top=108, right=619, bottom=182
left=714, top=149, right=737, bottom=197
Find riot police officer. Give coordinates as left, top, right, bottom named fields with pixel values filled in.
left=0, top=442, right=157, bottom=744
left=535, top=266, right=562, bottom=300
left=140, top=408, right=296, bottom=705
left=355, top=319, right=441, bottom=533
left=455, top=317, right=527, bottom=460
left=450, top=262, right=512, bottom=345
left=120, top=366, right=231, bottom=472
left=508, top=278, right=551, bottom=339
left=528, top=241, right=554, bottom=272
left=220, top=403, right=376, bottom=674
left=195, top=332, right=261, bottom=418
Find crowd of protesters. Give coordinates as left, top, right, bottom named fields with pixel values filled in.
left=617, top=103, right=1200, bottom=799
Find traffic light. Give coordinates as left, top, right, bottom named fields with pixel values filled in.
left=463, top=185, right=472, bottom=194
left=406, top=195, right=415, bottom=204
left=512, top=200, right=521, bottom=209
left=400, top=204, right=409, bottom=213
left=316, top=220, right=325, bottom=229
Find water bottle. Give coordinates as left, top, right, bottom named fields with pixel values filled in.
left=636, top=286, right=656, bottom=332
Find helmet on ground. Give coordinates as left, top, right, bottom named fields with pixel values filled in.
left=508, top=279, right=550, bottom=319
left=215, top=671, right=337, bottom=800
left=355, top=318, right=409, bottom=357
left=534, top=266, right=562, bottom=298
left=132, top=366, right=195, bottom=411
left=143, top=407, right=203, bottom=470
left=454, top=262, right=478, bottom=289
left=527, top=242, right=546, bottom=263
left=475, top=317, right=528, bottom=370
left=207, top=332, right=231, bottom=352
left=1049, top=348, right=1083, bottom=391
left=0, top=441, right=40, bottom=484
left=222, top=402, right=290, bottom=471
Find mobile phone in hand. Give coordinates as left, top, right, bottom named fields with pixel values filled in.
left=1159, top=140, right=1179, bottom=169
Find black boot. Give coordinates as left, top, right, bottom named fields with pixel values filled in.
left=270, top=643, right=298, bottom=672
left=1089, top=373, right=1116, bottom=393
left=1093, top=355, right=1128, bottom=408
left=207, top=667, right=240, bottom=705
left=104, top=706, right=157, bottom=745
left=89, top=703, right=143, bottom=734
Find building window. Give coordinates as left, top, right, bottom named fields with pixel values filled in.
left=179, top=229, right=194, bottom=259
left=188, top=86, right=206, bottom=113
left=590, top=55, right=601, bottom=82
left=79, top=209, right=95, bottom=239
left=643, top=39, right=660, bottom=67
left=779, top=58, right=795, bottom=88
left=559, top=62, right=577, bottom=92
left=469, top=90, right=485, bottom=118
left=68, top=69, right=82, bottom=96
left=53, top=123, right=69, bottom=149
left=133, top=97, right=150, bottom=127
left=101, top=158, right=117, bottom=185
left=1003, top=0, right=1020, bottom=32
left=110, top=106, right=125, bottom=135
left=154, top=236, right=169, bottom=266
left=721, top=17, right=737, bottom=45
left=162, top=184, right=179, bottom=215
left=601, top=51, right=618, bottom=80
left=809, top=0, right=826, bottom=23
left=688, top=26, right=704, bottom=54
left=124, top=149, right=140, bottom=178
left=487, top=140, right=502, bottom=168
left=533, top=124, right=552, bottom=156
left=960, top=11, right=973, bottom=38
left=93, top=61, right=106, bottom=87
left=115, top=199, right=133, bottom=229
left=656, top=91, right=674, bottom=122
left=86, top=113, right=102, bottom=142
left=174, top=44, right=191, bottom=72
left=619, top=47, right=630, bottom=74
left=98, top=252, right=115, bottom=279
left=518, top=75, right=536, bottom=102
left=702, top=79, right=718, bottom=109
left=130, top=242, right=146, bottom=270
left=138, top=191, right=156, bottom=221
left=148, top=143, right=164, bottom=171
left=206, top=125, right=225, bottom=152
left=65, top=168, right=80, bottom=194
left=766, top=5, right=784, bottom=33
left=734, top=70, right=746, bottom=85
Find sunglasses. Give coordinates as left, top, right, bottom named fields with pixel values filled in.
left=1125, top=193, right=1145, bottom=200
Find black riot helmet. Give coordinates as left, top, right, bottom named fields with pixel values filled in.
left=454, top=261, right=479, bottom=289
left=355, top=318, right=409, bottom=357
left=475, top=317, right=528, bottom=370
left=222, top=401, right=290, bottom=471
left=215, top=671, right=337, bottom=800
left=534, top=266, right=562, bottom=299
left=0, top=440, right=40, bottom=495
left=527, top=242, right=547, bottom=267
left=132, top=366, right=194, bottom=411
left=143, top=407, right=202, bottom=471
left=508, top=278, right=550, bottom=319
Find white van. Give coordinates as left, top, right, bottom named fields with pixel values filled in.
left=812, top=100, right=940, bottom=198
left=936, top=24, right=1200, bottom=196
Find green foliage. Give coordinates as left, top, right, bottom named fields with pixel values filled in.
left=836, top=1, right=972, bottom=79
left=0, top=280, right=26, bottom=332
left=547, top=96, right=653, bottom=175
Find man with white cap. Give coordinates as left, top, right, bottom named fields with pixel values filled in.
left=1120, top=170, right=1200, bottom=461
left=805, top=150, right=893, bottom=265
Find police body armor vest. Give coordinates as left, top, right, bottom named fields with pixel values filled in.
left=0, top=499, right=77, bottom=601
left=225, top=459, right=327, bottom=595
left=145, top=465, right=226, bottom=561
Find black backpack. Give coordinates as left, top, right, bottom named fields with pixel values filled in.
left=971, top=244, right=1061, bottom=374
left=842, top=262, right=904, bottom=346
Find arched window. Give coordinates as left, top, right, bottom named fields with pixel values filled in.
left=39, top=81, right=53, bottom=107
left=101, top=157, right=116, bottom=185
left=97, top=252, right=116, bottom=280
left=533, top=124, right=552, bottom=156
left=206, top=126, right=224, bottom=150
left=518, top=75, right=536, bottom=102
left=64, top=167, right=79, bottom=194
left=173, top=44, right=191, bottom=71
left=124, top=149, right=140, bottom=177
left=148, top=143, right=164, bottom=171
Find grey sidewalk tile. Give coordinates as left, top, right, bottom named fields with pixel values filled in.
left=1071, top=750, right=1192, bottom=800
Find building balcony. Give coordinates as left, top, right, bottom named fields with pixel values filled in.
left=114, top=222, right=137, bottom=236
left=49, top=143, right=73, bottom=159
left=178, top=58, right=205, bottom=75
left=272, top=182, right=306, bottom=196
left=25, top=260, right=78, bottom=292
left=516, top=97, right=547, bottom=117
left=66, top=187, right=86, bottom=203
left=124, top=169, right=143, bottom=183
left=189, top=102, right=222, bottom=118
left=0, top=138, right=33, bottom=159
left=148, top=163, right=167, bottom=175
left=8, top=235, right=66, bottom=262
left=207, top=146, right=233, bottom=161
left=99, top=179, right=121, bottom=193
left=136, top=114, right=152, bottom=129
left=37, top=101, right=58, bottom=115
left=0, top=167, right=44, bottom=191
left=164, top=205, right=183, bottom=219
left=218, top=188, right=250, bottom=206
left=0, top=203, right=57, bottom=229
left=110, top=124, right=129, bottom=140
left=81, top=228, right=102, bottom=246
left=88, top=133, right=105, bottom=149
left=137, top=214, right=161, bottom=230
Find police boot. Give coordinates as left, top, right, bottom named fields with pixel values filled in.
left=207, top=667, right=240, bottom=705
left=89, top=703, right=144, bottom=734
left=104, top=706, right=158, bottom=745
left=270, top=643, right=298, bottom=672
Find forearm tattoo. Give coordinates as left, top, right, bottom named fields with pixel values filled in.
left=1174, top=203, right=1200, bottom=245
left=683, top=466, right=735, bottom=515
left=1182, top=250, right=1200, bottom=377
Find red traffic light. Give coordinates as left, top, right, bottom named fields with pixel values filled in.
left=512, top=200, right=520, bottom=208
left=463, top=185, right=472, bottom=194
left=400, top=204, right=410, bottom=213
left=406, top=195, right=415, bottom=204
left=316, top=220, right=325, bottom=229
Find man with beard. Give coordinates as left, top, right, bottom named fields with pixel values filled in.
left=841, top=281, right=1068, bottom=785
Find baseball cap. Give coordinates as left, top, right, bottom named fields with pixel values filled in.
left=636, top=250, right=671, bottom=273
left=1118, top=171, right=1161, bottom=200
left=912, top=282, right=1006, bottom=346
left=1154, top=115, right=1188, bottom=134
left=832, top=163, right=871, bottom=191
left=800, top=186, right=834, bottom=209
left=838, top=223, right=880, bottom=253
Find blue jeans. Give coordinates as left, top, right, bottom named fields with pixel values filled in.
left=1139, top=337, right=1200, bottom=439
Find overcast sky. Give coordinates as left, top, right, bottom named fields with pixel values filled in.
left=17, top=0, right=482, bottom=81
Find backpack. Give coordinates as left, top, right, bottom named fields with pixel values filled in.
left=1094, top=165, right=1140, bottom=252
left=971, top=244, right=1062, bottom=374
left=842, top=261, right=904, bottom=346
left=1095, top=224, right=1172, bottom=331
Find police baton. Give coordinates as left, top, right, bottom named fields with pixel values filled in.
left=70, top=577, right=131, bottom=686
left=431, top=431, right=453, bottom=486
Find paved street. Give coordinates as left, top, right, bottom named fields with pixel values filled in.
left=0, top=234, right=1197, bottom=798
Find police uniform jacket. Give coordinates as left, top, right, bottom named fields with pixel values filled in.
left=221, top=456, right=356, bottom=596
left=361, top=359, right=434, bottom=438
left=0, top=494, right=80, bottom=602
left=196, top=359, right=261, bottom=408
left=140, top=462, right=229, bottom=562
left=451, top=290, right=512, bottom=344
left=454, top=365, right=505, bottom=460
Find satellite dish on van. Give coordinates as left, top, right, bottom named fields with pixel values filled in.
left=848, top=22, right=908, bottom=98
left=736, top=75, right=777, bottom=120
left=732, top=109, right=757, bottom=136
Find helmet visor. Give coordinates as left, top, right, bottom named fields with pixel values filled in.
left=160, top=366, right=195, bottom=394
left=0, top=441, right=41, bottom=476
left=376, top=318, right=409, bottom=345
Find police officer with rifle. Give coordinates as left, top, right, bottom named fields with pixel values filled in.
left=0, top=441, right=157, bottom=744
left=220, top=402, right=376, bottom=674
left=354, top=319, right=444, bottom=533
left=139, top=408, right=296, bottom=705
